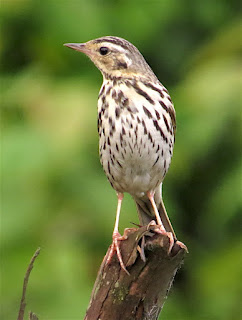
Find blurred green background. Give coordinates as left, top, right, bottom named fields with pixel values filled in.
left=1, top=0, right=242, bottom=319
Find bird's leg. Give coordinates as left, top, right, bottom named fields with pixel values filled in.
left=106, top=192, right=129, bottom=274
left=147, top=190, right=165, bottom=230
left=147, top=190, right=174, bottom=253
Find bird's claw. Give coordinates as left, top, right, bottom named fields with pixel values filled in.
left=174, top=240, right=189, bottom=253
left=106, top=232, right=129, bottom=275
left=148, top=222, right=174, bottom=254
left=159, top=229, right=174, bottom=254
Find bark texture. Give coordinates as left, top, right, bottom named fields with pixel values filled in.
left=85, top=224, right=187, bottom=320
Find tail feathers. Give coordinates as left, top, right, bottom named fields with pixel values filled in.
left=158, top=199, right=177, bottom=241
left=135, top=200, right=154, bottom=226
left=134, top=195, right=177, bottom=241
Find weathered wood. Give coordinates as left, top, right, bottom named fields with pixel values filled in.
left=85, top=224, right=187, bottom=320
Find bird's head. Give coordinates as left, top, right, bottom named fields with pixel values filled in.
left=64, top=36, right=156, bottom=80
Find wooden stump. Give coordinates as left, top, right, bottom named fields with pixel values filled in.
left=85, top=224, right=187, bottom=320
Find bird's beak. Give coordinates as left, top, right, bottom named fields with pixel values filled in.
left=64, top=43, right=91, bottom=55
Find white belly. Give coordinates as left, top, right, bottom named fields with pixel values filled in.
left=98, top=79, right=175, bottom=197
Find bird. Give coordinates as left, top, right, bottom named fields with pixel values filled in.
left=64, top=36, right=177, bottom=272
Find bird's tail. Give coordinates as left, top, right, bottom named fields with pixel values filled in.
left=134, top=187, right=177, bottom=241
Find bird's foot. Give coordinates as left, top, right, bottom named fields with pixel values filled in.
left=148, top=221, right=174, bottom=254
left=148, top=221, right=188, bottom=254
left=106, top=231, right=129, bottom=275
left=159, top=229, right=174, bottom=254
left=174, top=240, right=189, bottom=253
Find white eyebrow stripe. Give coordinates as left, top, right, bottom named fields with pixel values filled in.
left=124, top=55, right=132, bottom=67
left=101, top=42, right=127, bottom=53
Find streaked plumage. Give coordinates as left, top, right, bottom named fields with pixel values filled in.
left=64, top=36, right=177, bottom=271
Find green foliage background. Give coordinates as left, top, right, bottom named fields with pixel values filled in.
left=1, top=1, right=242, bottom=319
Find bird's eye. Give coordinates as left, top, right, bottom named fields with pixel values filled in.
left=99, top=47, right=109, bottom=55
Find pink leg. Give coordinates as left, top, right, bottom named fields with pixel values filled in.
left=147, top=191, right=166, bottom=230
left=147, top=190, right=174, bottom=253
left=106, top=192, right=129, bottom=274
